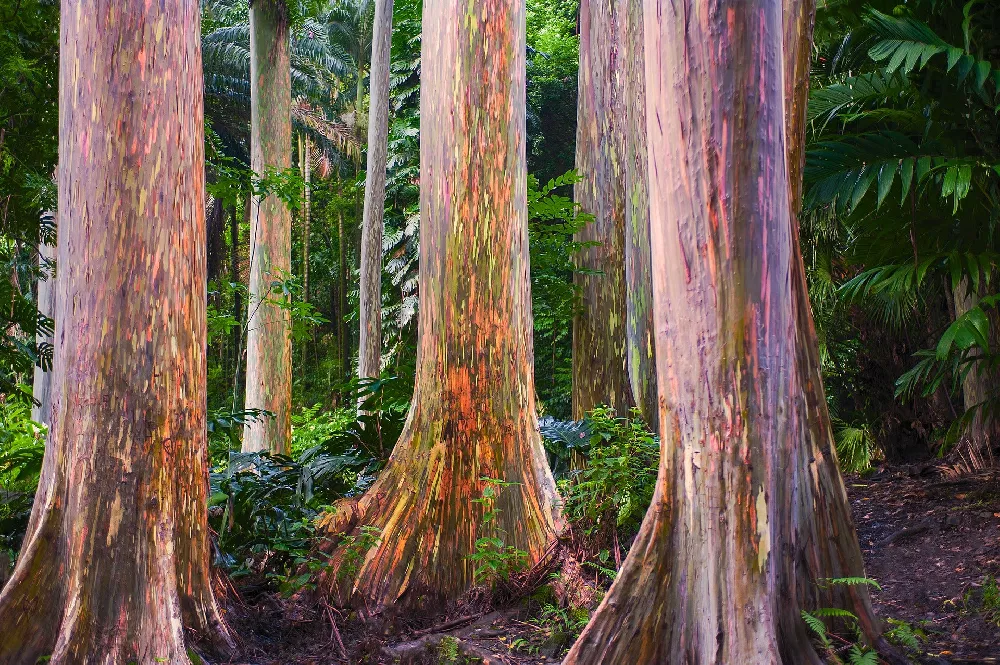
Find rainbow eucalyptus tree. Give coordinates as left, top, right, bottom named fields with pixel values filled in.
left=572, top=0, right=632, bottom=418
left=244, top=0, right=293, bottom=454
left=358, top=0, right=395, bottom=383
left=317, top=0, right=561, bottom=612
left=0, top=1, right=235, bottom=661
left=562, top=0, right=903, bottom=663
left=619, top=0, right=657, bottom=429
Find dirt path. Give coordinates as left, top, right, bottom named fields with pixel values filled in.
left=849, top=469, right=1000, bottom=662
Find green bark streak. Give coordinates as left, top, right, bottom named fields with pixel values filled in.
left=0, top=2, right=234, bottom=662
left=244, top=0, right=293, bottom=454
left=319, top=0, right=561, bottom=612
left=573, top=0, right=633, bottom=419
left=566, top=1, right=885, bottom=662
left=619, top=0, right=657, bottom=430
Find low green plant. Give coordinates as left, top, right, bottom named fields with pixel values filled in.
left=0, top=394, right=45, bottom=558
left=555, top=407, right=658, bottom=561
left=337, top=525, right=382, bottom=583
left=802, top=577, right=885, bottom=664
left=467, top=477, right=528, bottom=586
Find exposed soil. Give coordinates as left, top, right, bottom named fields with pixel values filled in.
left=850, top=467, right=1000, bottom=664
left=214, top=466, right=1000, bottom=665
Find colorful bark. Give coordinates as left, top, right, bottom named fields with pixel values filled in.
left=619, top=0, right=657, bottom=429
left=358, top=0, right=395, bottom=382
left=244, top=0, right=293, bottom=454
left=572, top=0, right=633, bottom=418
left=318, top=0, right=561, bottom=612
left=0, top=1, right=234, bottom=662
left=31, top=238, right=55, bottom=426
left=564, top=1, right=889, bottom=662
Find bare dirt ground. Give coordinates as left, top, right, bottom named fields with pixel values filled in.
left=217, top=467, right=1000, bottom=664
left=850, top=467, right=1000, bottom=664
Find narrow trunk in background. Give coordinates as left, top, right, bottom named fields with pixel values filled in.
left=619, top=0, right=656, bottom=429
left=338, top=203, right=350, bottom=383
left=230, top=204, right=243, bottom=390
left=564, top=0, right=892, bottom=662
left=572, top=0, right=632, bottom=419
left=358, top=0, right=395, bottom=382
left=30, top=238, right=55, bottom=427
left=303, top=135, right=311, bottom=305
left=0, top=1, right=235, bottom=661
left=244, top=0, right=292, bottom=454
left=950, top=279, right=999, bottom=470
left=317, top=0, right=561, bottom=612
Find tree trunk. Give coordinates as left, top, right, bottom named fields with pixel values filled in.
left=572, top=0, right=632, bottom=419
left=0, top=1, right=235, bottom=661
left=358, top=0, right=394, bottom=382
left=244, top=0, right=292, bottom=454
left=563, top=1, right=889, bottom=662
left=950, top=278, right=999, bottom=470
left=338, top=202, right=350, bottom=383
left=206, top=196, right=225, bottom=283
left=619, top=0, right=656, bottom=430
left=31, top=237, right=55, bottom=427
left=318, top=0, right=561, bottom=612
left=230, top=204, right=243, bottom=390
left=302, top=135, right=311, bottom=306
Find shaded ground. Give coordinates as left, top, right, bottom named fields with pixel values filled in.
left=850, top=467, right=1000, bottom=663
left=217, top=467, right=1000, bottom=664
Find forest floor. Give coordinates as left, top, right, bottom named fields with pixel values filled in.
left=220, top=466, right=1000, bottom=665
left=851, top=466, right=1000, bottom=664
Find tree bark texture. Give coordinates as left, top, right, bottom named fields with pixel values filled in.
left=318, top=0, right=561, bottom=612
left=0, top=2, right=235, bottom=661
left=358, top=0, right=394, bottom=381
left=243, top=0, right=292, bottom=454
left=31, top=239, right=55, bottom=427
left=619, top=0, right=657, bottom=430
left=563, top=1, right=884, bottom=662
left=302, top=134, right=311, bottom=305
left=950, top=278, right=999, bottom=470
left=572, top=0, right=633, bottom=419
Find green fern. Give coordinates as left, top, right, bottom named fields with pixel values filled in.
left=848, top=645, right=879, bottom=665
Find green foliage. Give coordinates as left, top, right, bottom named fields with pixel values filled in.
left=529, top=170, right=594, bottom=418
left=0, top=395, right=45, bottom=558
left=559, top=408, right=658, bottom=544
left=336, top=525, right=382, bottom=583
left=834, top=421, right=880, bottom=473
left=468, top=478, right=529, bottom=586
left=885, top=618, right=927, bottom=652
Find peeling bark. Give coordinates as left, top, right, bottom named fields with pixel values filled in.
left=0, top=1, right=235, bottom=662
left=563, top=1, right=887, bottom=662
left=572, top=0, right=633, bottom=418
left=619, top=0, right=657, bottom=429
left=244, top=0, right=293, bottom=454
left=358, top=0, right=394, bottom=382
left=318, top=0, right=561, bottom=613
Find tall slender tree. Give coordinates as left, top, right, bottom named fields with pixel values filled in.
left=572, top=0, right=632, bottom=419
left=0, top=1, right=235, bottom=661
left=31, top=237, right=55, bottom=427
left=619, top=0, right=657, bottom=429
left=562, top=0, right=898, bottom=662
left=244, top=0, right=293, bottom=454
left=358, top=0, right=394, bottom=383
left=318, top=0, right=561, bottom=612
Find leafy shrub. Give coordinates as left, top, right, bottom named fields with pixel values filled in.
left=208, top=377, right=408, bottom=591
left=0, top=394, right=45, bottom=558
left=555, top=408, right=658, bottom=557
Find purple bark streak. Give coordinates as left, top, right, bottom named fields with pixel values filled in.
left=0, top=2, right=234, bottom=662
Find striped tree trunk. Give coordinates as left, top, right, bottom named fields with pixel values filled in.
left=563, top=1, right=897, bottom=662
left=318, top=0, right=561, bottom=613
left=0, top=1, right=235, bottom=661
left=358, top=0, right=395, bottom=382
left=572, top=0, right=633, bottom=419
left=243, top=0, right=292, bottom=454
